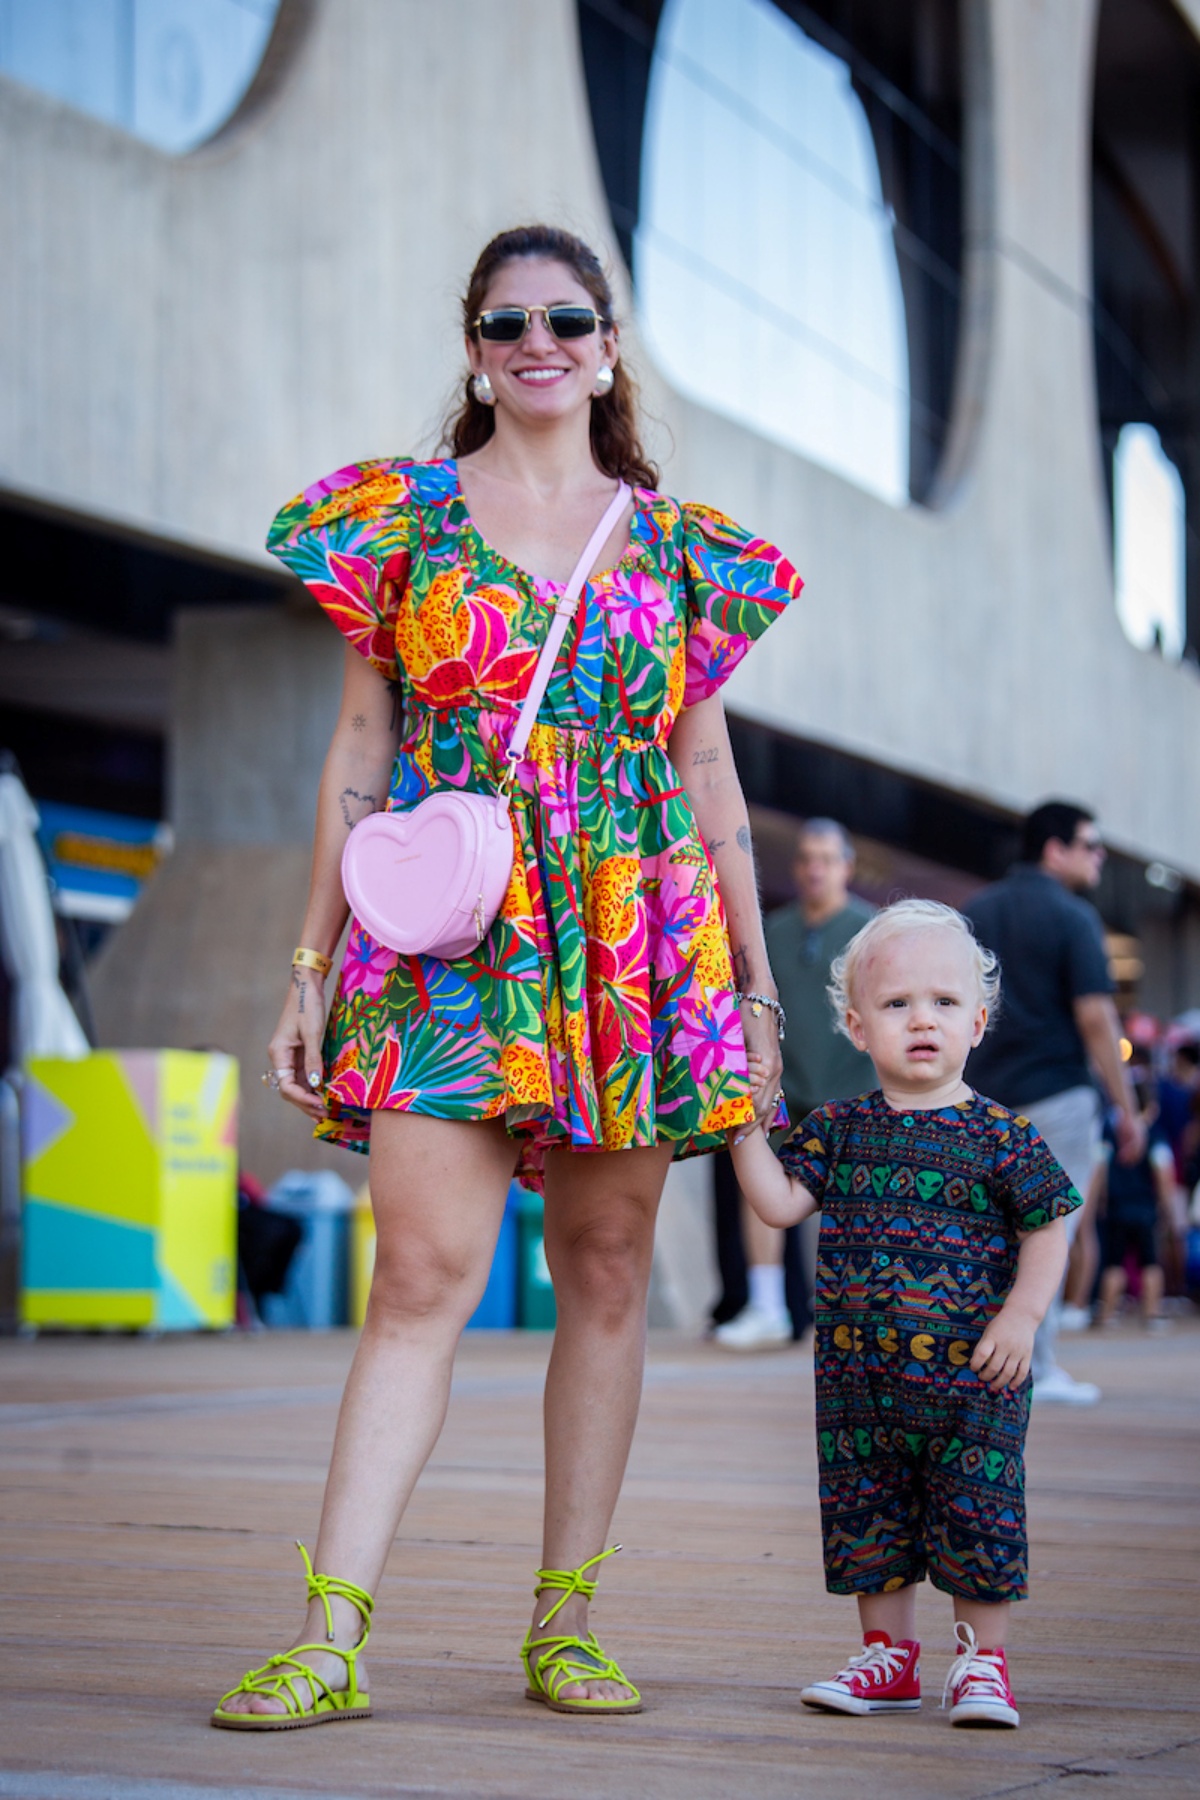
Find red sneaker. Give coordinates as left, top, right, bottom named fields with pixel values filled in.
left=943, top=1622, right=1020, bottom=1728
left=801, top=1632, right=921, bottom=1714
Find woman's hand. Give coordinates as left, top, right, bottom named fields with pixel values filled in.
left=741, top=1013, right=783, bottom=1135
left=262, top=645, right=401, bottom=1124
left=266, top=967, right=328, bottom=1120
left=667, top=696, right=784, bottom=1138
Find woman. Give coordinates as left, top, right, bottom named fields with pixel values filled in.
left=213, top=225, right=799, bottom=1727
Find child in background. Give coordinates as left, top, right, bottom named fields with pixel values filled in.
left=730, top=900, right=1080, bottom=1728
left=1095, top=1077, right=1174, bottom=1331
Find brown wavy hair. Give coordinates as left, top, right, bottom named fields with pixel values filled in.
left=443, top=225, right=659, bottom=490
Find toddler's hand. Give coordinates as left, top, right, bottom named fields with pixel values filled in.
left=970, top=1304, right=1037, bottom=1392
left=745, top=1050, right=771, bottom=1100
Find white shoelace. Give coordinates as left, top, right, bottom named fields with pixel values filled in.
left=837, top=1640, right=909, bottom=1686
left=941, top=1622, right=1009, bottom=1709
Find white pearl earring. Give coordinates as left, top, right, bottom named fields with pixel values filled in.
left=472, top=371, right=496, bottom=406
left=592, top=364, right=615, bottom=397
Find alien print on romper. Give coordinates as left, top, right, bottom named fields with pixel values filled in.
left=781, top=1092, right=1081, bottom=1602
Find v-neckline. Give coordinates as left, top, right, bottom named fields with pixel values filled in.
left=450, top=459, right=642, bottom=592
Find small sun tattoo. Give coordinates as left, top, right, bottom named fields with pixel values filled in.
left=351, top=713, right=367, bottom=732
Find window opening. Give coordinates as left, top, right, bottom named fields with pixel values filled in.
left=576, top=0, right=965, bottom=505
left=1113, top=423, right=1186, bottom=659
left=1092, top=0, right=1200, bottom=662
left=0, top=0, right=280, bottom=155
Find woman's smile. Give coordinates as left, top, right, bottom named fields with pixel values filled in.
left=513, top=366, right=570, bottom=385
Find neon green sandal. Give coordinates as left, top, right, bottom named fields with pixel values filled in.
left=210, top=1541, right=374, bottom=1731
left=521, top=1544, right=643, bottom=1716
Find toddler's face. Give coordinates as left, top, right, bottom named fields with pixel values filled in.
left=845, top=927, right=987, bottom=1097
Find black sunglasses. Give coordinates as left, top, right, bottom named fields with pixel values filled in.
left=472, top=305, right=609, bottom=343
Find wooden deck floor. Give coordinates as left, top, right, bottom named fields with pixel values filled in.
left=1, top=1319, right=1197, bottom=1800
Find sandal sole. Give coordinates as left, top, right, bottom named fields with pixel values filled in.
left=211, top=1706, right=372, bottom=1732
left=525, top=1687, right=643, bottom=1716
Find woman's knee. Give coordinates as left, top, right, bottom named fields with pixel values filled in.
left=548, top=1212, right=654, bottom=1321
left=367, top=1236, right=482, bottom=1329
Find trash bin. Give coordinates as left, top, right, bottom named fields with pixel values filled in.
left=260, top=1171, right=355, bottom=1329
left=348, top=1181, right=520, bottom=1330
left=349, top=1182, right=374, bottom=1328
left=516, top=1187, right=556, bottom=1331
left=468, top=1186, right=518, bottom=1329
left=20, top=1050, right=238, bottom=1330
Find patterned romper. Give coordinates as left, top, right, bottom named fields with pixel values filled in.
left=268, top=457, right=800, bottom=1192
left=781, top=1091, right=1080, bottom=1603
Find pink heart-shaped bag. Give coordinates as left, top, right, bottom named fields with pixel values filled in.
left=340, top=483, right=630, bottom=961
left=341, top=790, right=515, bottom=961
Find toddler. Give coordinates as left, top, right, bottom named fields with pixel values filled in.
left=730, top=899, right=1080, bottom=1727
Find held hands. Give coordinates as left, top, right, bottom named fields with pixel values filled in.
left=266, top=966, right=328, bottom=1120
left=969, top=1302, right=1039, bottom=1393
left=736, top=1046, right=782, bottom=1144
left=726, top=1052, right=816, bottom=1228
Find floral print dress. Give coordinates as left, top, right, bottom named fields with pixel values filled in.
left=268, top=457, right=801, bottom=1191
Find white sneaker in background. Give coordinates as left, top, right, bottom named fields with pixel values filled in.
left=1058, top=1303, right=1092, bottom=1332
left=712, top=1304, right=792, bottom=1351
left=1031, top=1365, right=1101, bottom=1406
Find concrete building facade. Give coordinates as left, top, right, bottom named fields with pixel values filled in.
left=1, top=0, right=1197, bottom=1187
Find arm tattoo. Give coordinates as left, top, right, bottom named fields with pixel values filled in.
left=737, top=825, right=753, bottom=854
left=709, top=837, right=726, bottom=851
left=732, top=944, right=751, bottom=989
left=291, top=969, right=307, bottom=1014
left=339, top=787, right=377, bottom=829
left=351, top=713, right=367, bottom=732
left=692, top=746, right=720, bottom=766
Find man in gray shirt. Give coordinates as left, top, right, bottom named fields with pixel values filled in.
left=714, top=819, right=874, bottom=1348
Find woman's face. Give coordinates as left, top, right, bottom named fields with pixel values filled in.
left=466, top=256, right=617, bottom=426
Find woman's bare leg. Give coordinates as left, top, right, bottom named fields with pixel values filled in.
left=531, top=1141, right=674, bottom=1703
left=221, top=1112, right=517, bottom=1714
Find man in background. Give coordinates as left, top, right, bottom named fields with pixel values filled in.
left=967, top=800, right=1145, bottom=1404
left=713, top=819, right=875, bottom=1348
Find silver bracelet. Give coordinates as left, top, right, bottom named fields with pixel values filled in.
left=735, top=990, right=786, bottom=1043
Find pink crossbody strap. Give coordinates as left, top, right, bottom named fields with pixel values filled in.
left=504, top=481, right=631, bottom=772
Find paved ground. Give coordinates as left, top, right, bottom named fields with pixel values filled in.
left=1, top=1318, right=1198, bottom=1800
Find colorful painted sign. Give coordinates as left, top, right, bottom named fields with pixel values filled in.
left=21, top=1051, right=238, bottom=1330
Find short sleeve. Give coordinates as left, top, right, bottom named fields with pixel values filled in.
left=266, top=458, right=414, bottom=680
left=680, top=503, right=803, bottom=705
left=1064, top=900, right=1114, bottom=999
left=778, top=1101, right=838, bottom=1205
left=994, top=1111, right=1083, bottom=1232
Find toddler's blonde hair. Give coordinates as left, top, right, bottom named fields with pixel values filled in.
left=827, top=898, right=1000, bottom=1041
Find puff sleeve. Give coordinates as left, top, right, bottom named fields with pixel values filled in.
left=680, top=502, right=803, bottom=706
left=266, top=458, right=414, bottom=681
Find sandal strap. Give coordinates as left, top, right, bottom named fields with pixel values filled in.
left=533, top=1544, right=622, bottom=1629
left=295, top=1540, right=374, bottom=1643
left=524, top=1630, right=639, bottom=1706
left=220, top=1641, right=355, bottom=1716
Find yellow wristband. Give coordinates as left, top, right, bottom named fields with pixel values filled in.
left=292, top=946, right=332, bottom=977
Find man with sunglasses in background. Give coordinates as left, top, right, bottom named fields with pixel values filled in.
left=965, top=801, right=1146, bottom=1405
